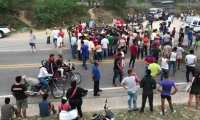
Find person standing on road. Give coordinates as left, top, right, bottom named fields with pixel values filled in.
left=160, top=54, right=169, bottom=81
left=46, top=27, right=51, bottom=44
left=178, top=28, right=184, bottom=45
left=101, top=35, right=109, bottom=59
left=92, top=61, right=102, bottom=96
left=143, top=51, right=155, bottom=76
left=1, top=97, right=18, bottom=120
left=150, top=30, right=156, bottom=50
left=59, top=27, right=65, bottom=46
left=77, top=36, right=82, bottom=61
left=167, top=16, right=172, bottom=28
left=185, top=50, right=197, bottom=83
left=163, top=42, right=172, bottom=58
left=172, top=27, right=176, bottom=38
left=66, top=81, right=88, bottom=120
left=120, top=69, right=140, bottom=112
left=57, top=34, right=63, bottom=56
left=88, top=37, right=95, bottom=64
left=188, top=28, right=193, bottom=48
left=185, top=71, right=200, bottom=110
left=151, top=44, right=161, bottom=61
left=139, top=69, right=157, bottom=114
left=11, top=76, right=29, bottom=119
left=157, top=72, right=178, bottom=116
left=80, top=41, right=88, bottom=70
left=169, top=47, right=177, bottom=77
left=113, top=53, right=123, bottom=87
left=194, top=30, right=200, bottom=50
left=148, top=59, right=162, bottom=83
left=52, top=27, right=59, bottom=48
left=29, top=30, right=36, bottom=52
left=176, top=43, right=184, bottom=70
left=142, top=34, right=148, bottom=56
left=129, top=40, right=138, bottom=69
left=71, top=34, right=77, bottom=59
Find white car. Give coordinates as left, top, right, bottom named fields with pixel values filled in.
left=0, top=24, right=11, bottom=38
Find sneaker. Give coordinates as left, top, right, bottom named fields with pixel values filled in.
left=33, top=50, right=36, bottom=52
left=94, top=94, right=100, bottom=96
left=39, top=90, right=44, bottom=95
left=112, top=84, right=117, bottom=87
left=128, top=110, right=132, bottom=113
left=133, top=108, right=139, bottom=111
left=98, top=89, right=103, bottom=92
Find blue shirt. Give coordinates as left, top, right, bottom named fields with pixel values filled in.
left=71, top=37, right=77, bottom=45
left=81, top=45, right=88, bottom=57
left=159, top=80, right=175, bottom=96
left=38, top=100, right=50, bottom=117
left=92, top=65, right=100, bottom=81
left=188, top=30, right=193, bottom=40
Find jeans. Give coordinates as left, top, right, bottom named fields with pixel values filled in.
left=71, top=45, right=76, bottom=58
left=112, top=69, right=122, bottom=84
left=160, top=68, right=169, bottom=81
left=144, top=65, right=148, bottom=76
left=112, top=45, right=118, bottom=54
left=188, top=39, right=192, bottom=48
left=78, top=50, right=81, bottom=60
left=186, top=66, right=196, bottom=82
left=102, top=48, right=108, bottom=59
left=129, top=55, right=136, bottom=68
left=38, top=77, right=48, bottom=91
left=168, top=21, right=171, bottom=27
left=144, top=45, right=147, bottom=56
left=47, top=36, right=50, bottom=44
left=137, top=49, right=143, bottom=59
left=169, top=61, right=176, bottom=75
left=53, top=38, right=57, bottom=48
left=140, top=93, right=153, bottom=112
left=82, top=56, right=87, bottom=69
left=127, top=91, right=138, bottom=110
left=97, top=52, right=102, bottom=61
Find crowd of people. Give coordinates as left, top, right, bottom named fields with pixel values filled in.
left=2, top=12, right=200, bottom=120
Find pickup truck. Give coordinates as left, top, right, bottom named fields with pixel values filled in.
left=0, top=24, right=11, bottom=38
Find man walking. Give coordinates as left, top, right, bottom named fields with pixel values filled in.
left=92, top=61, right=102, bottom=96
left=185, top=50, right=197, bottom=82
left=71, top=34, right=77, bottom=59
left=188, top=28, right=193, bottom=48
left=140, top=69, right=157, bottom=113
left=88, top=38, right=95, bottom=63
left=112, top=53, right=123, bottom=87
left=101, top=35, right=109, bottom=59
left=57, top=34, right=63, bottom=56
left=129, top=40, right=138, bottom=69
left=52, top=27, right=59, bottom=48
left=11, top=76, right=29, bottom=119
left=46, top=27, right=51, bottom=44
left=120, top=69, right=140, bottom=112
left=148, top=59, right=162, bottom=83
left=80, top=41, right=88, bottom=70
left=29, top=30, right=36, bottom=52
left=150, top=29, right=156, bottom=50
left=157, top=72, right=178, bottom=116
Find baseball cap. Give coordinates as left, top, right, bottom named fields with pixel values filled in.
left=62, top=97, right=67, bottom=100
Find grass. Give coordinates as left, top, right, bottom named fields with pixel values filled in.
left=13, top=103, right=200, bottom=120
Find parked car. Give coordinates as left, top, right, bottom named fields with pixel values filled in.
left=0, top=24, right=11, bottom=38
left=180, top=16, right=200, bottom=34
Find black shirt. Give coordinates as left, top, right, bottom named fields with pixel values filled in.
left=178, top=33, right=184, bottom=43
left=66, top=87, right=88, bottom=100
left=151, top=48, right=161, bottom=59
left=56, top=60, right=63, bottom=67
left=114, top=58, right=120, bottom=70
left=11, top=84, right=27, bottom=100
left=140, top=75, right=157, bottom=95
left=113, top=37, right=118, bottom=45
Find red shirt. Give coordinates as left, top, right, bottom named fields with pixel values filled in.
left=75, top=30, right=78, bottom=38
left=78, top=24, right=82, bottom=30
left=59, top=31, right=64, bottom=38
left=93, top=39, right=98, bottom=47
left=144, top=55, right=155, bottom=64
left=130, top=44, right=138, bottom=56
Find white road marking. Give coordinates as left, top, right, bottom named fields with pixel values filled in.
left=0, top=48, right=70, bottom=52
left=0, top=82, right=188, bottom=98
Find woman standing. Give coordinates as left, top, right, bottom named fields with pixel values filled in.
left=29, top=30, right=36, bottom=52
left=185, top=71, right=200, bottom=110
left=66, top=81, right=88, bottom=120
left=169, top=47, right=177, bottom=77
left=160, top=54, right=169, bottom=81
left=95, top=42, right=102, bottom=62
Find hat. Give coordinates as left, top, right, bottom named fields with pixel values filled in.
left=62, top=97, right=67, bottom=100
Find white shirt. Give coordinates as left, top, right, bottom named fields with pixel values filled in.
left=88, top=41, right=95, bottom=51
left=161, top=58, right=169, bottom=69
left=57, top=36, right=62, bottom=47
left=101, top=38, right=109, bottom=48
left=168, top=17, right=172, bottom=22
left=83, top=39, right=89, bottom=46
left=172, top=38, right=174, bottom=48
left=185, top=54, right=197, bottom=67
left=38, top=67, right=53, bottom=78
left=122, top=76, right=138, bottom=93
left=170, top=52, right=177, bottom=61
left=52, top=30, right=59, bottom=39
left=176, top=47, right=184, bottom=59
left=121, top=51, right=125, bottom=67
left=181, top=13, right=184, bottom=17
left=151, top=32, right=156, bottom=41
left=78, top=33, right=82, bottom=39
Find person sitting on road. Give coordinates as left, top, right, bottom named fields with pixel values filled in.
left=56, top=56, right=67, bottom=81
left=38, top=94, right=57, bottom=117
left=1, top=97, right=18, bottom=120
left=38, top=60, right=53, bottom=95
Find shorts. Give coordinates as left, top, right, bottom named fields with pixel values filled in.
left=16, top=98, right=28, bottom=109
left=29, top=43, right=35, bottom=47
left=161, top=95, right=171, bottom=100
left=176, top=59, right=182, bottom=62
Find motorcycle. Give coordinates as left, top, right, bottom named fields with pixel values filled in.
left=92, top=99, right=115, bottom=120
left=24, top=76, right=65, bottom=99
left=62, top=60, right=81, bottom=84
